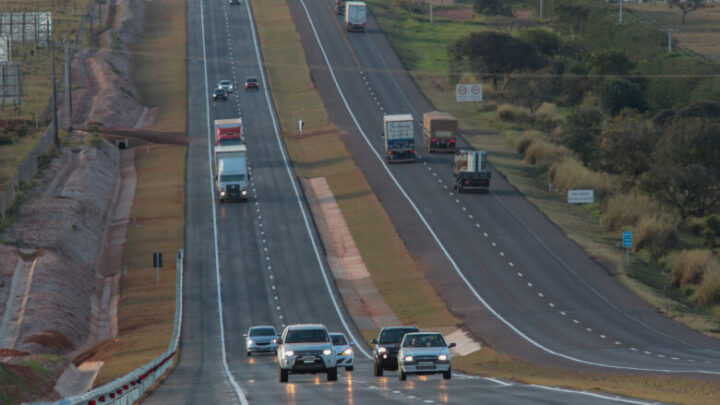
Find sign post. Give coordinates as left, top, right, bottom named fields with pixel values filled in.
left=622, top=231, right=633, bottom=269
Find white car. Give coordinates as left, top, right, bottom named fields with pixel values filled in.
left=218, top=79, right=234, bottom=93
left=245, top=325, right=278, bottom=356
left=330, top=332, right=355, bottom=371
left=397, top=332, right=455, bottom=381
left=277, top=324, right=338, bottom=383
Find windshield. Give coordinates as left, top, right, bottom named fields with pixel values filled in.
left=247, top=78, right=257, bottom=83
left=220, top=81, right=231, bottom=86
left=249, top=327, right=276, bottom=337
left=330, top=334, right=348, bottom=345
left=220, top=174, right=245, bottom=182
left=379, top=328, right=417, bottom=344
left=402, top=334, right=446, bottom=348
left=285, top=329, right=329, bottom=343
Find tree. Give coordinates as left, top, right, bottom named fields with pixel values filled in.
left=448, top=32, right=546, bottom=89
left=473, top=0, right=511, bottom=16
left=599, top=78, right=648, bottom=115
left=518, top=28, right=562, bottom=57
left=554, top=5, right=590, bottom=36
left=587, top=50, right=635, bottom=76
left=561, top=105, right=604, bottom=167
left=668, top=0, right=707, bottom=24
left=640, top=118, right=720, bottom=218
left=598, top=112, right=658, bottom=178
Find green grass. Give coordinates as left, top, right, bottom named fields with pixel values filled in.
left=0, top=354, right=66, bottom=404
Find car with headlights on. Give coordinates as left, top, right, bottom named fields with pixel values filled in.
left=212, top=88, right=228, bottom=101
left=218, top=79, right=234, bottom=93
left=330, top=332, right=355, bottom=371
left=245, top=325, right=278, bottom=356
left=370, top=325, right=419, bottom=376
left=277, top=324, right=337, bottom=383
left=397, top=332, right=455, bottom=381
left=244, top=77, right=259, bottom=90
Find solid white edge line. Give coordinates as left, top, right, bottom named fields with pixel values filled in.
left=296, top=0, right=719, bottom=376
left=243, top=0, right=371, bottom=360
left=528, top=384, right=658, bottom=405
left=200, top=0, right=250, bottom=403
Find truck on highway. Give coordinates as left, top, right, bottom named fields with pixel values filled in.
left=453, top=149, right=491, bottom=193
left=423, top=111, right=457, bottom=153
left=345, top=1, right=367, bottom=32
left=214, top=144, right=249, bottom=202
left=336, top=0, right=345, bottom=15
left=383, top=114, right=416, bottom=163
left=214, top=118, right=244, bottom=146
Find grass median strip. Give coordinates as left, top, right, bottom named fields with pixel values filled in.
left=251, top=0, right=458, bottom=332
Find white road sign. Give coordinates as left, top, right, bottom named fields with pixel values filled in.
left=456, top=83, right=483, bottom=102
left=567, top=189, right=594, bottom=204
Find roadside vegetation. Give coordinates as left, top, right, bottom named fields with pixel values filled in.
left=78, top=0, right=187, bottom=386
left=0, top=354, right=67, bottom=404
left=251, top=0, right=459, bottom=337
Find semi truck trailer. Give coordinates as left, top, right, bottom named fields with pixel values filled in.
left=345, top=1, right=367, bottom=32
left=423, top=111, right=457, bottom=153
left=453, top=149, right=491, bottom=193
left=383, top=114, right=416, bottom=163
left=215, top=118, right=244, bottom=146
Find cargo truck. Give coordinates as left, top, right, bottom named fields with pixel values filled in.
left=423, top=111, right=457, bottom=153
left=453, top=149, right=491, bottom=193
left=383, top=114, right=416, bottom=163
left=336, top=0, right=345, bottom=15
left=215, top=144, right=249, bottom=202
left=345, top=1, right=367, bottom=32
left=215, top=118, right=244, bottom=146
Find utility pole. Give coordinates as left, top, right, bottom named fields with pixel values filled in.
left=540, top=0, right=544, bottom=19
left=64, top=40, right=73, bottom=130
left=667, top=28, right=677, bottom=54
left=430, top=0, right=433, bottom=24
left=619, top=0, right=623, bottom=24
left=51, top=40, right=59, bottom=148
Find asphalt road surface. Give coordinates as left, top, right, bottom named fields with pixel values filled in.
left=285, top=0, right=720, bottom=376
left=141, top=0, right=704, bottom=404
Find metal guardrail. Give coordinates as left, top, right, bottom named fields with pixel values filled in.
left=28, top=248, right=184, bottom=405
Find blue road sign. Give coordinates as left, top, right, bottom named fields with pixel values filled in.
left=622, top=231, right=633, bottom=248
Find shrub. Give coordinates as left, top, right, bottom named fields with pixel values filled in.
left=703, top=228, right=717, bottom=248
left=534, top=102, right=561, bottom=131
left=524, top=139, right=568, bottom=169
left=669, top=249, right=714, bottom=287
left=0, top=133, right=15, bottom=145
left=634, top=213, right=678, bottom=260
left=516, top=130, right=543, bottom=154
left=697, top=267, right=720, bottom=306
left=548, top=157, right=615, bottom=199
left=603, top=191, right=657, bottom=232
left=496, top=104, right=532, bottom=123
left=707, top=215, right=720, bottom=234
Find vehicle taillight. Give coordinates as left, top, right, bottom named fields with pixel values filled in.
left=411, top=149, right=415, bottom=154
left=449, top=139, right=456, bottom=143
left=464, top=179, right=470, bottom=185
left=362, top=23, right=366, bottom=27
left=431, top=139, right=437, bottom=143
left=387, top=151, right=392, bottom=155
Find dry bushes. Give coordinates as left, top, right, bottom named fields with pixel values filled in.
left=604, top=191, right=657, bottom=232
left=697, top=268, right=720, bottom=306
left=524, top=138, right=569, bottom=169
left=634, top=213, right=678, bottom=260
left=670, top=249, right=715, bottom=287
left=534, top=102, right=562, bottom=131
left=516, top=130, right=543, bottom=154
left=497, top=104, right=532, bottom=123
left=548, top=157, right=615, bottom=198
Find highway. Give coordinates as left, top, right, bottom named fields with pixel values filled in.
left=140, top=0, right=708, bottom=403
left=285, top=0, right=720, bottom=376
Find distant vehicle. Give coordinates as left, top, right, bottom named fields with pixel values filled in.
left=336, top=0, right=345, bottom=15
left=370, top=325, right=419, bottom=376
left=397, top=332, right=455, bottom=381
left=229, top=0, right=241, bottom=5
left=453, top=149, right=491, bottom=193
left=345, top=1, right=367, bottom=32
left=423, top=111, right=457, bottom=153
left=277, top=324, right=338, bottom=383
left=214, top=144, right=248, bottom=202
left=212, top=88, right=228, bottom=101
left=383, top=114, right=416, bottom=163
left=214, top=118, right=244, bottom=146
left=245, top=77, right=259, bottom=90
left=245, top=326, right=278, bottom=356
left=218, top=79, right=234, bottom=93
left=329, top=332, right=355, bottom=371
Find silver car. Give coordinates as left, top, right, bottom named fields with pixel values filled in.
left=330, top=332, right=355, bottom=371
left=245, top=325, right=278, bottom=356
left=397, top=332, right=455, bottom=380
left=218, top=79, right=234, bottom=93
left=277, top=324, right=338, bottom=382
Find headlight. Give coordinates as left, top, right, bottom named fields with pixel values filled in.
left=438, top=354, right=448, bottom=361
left=247, top=339, right=254, bottom=345
left=342, top=348, right=353, bottom=356
left=285, top=350, right=294, bottom=357
left=323, top=349, right=332, bottom=356
left=220, top=190, right=226, bottom=196
left=404, top=356, right=414, bottom=362
left=377, top=347, right=387, bottom=354
left=272, top=339, right=277, bottom=343
left=241, top=189, right=248, bottom=195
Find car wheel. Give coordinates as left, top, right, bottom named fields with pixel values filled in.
left=327, top=367, right=338, bottom=381
left=345, top=366, right=354, bottom=372
left=443, top=367, right=452, bottom=380
left=398, top=368, right=407, bottom=381
left=373, top=361, right=383, bottom=377
left=279, top=367, right=288, bottom=383
left=246, top=351, right=251, bottom=356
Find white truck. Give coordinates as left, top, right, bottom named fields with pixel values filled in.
left=453, top=149, right=491, bottom=193
left=384, top=114, right=416, bottom=163
left=345, top=1, right=367, bottom=32
left=214, top=144, right=248, bottom=202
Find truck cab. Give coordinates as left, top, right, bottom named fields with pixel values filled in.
left=215, top=144, right=248, bottom=202
left=383, top=114, right=416, bottom=163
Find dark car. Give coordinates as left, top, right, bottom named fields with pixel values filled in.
left=213, top=88, right=228, bottom=101
left=229, top=0, right=241, bottom=5
left=370, top=326, right=419, bottom=376
left=245, top=77, right=259, bottom=90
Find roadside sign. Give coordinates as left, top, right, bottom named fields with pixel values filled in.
left=567, top=189, right=594, bottom=204
left=456, top=83, right=482, bottom=102
left=622, top=231, right=633, bottom=248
